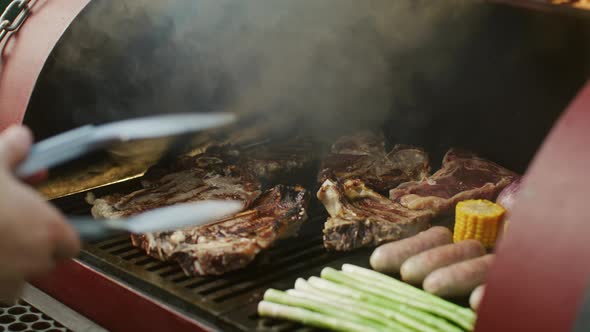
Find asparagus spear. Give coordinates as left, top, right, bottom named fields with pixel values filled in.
left=307, top=277, right=463, bottom=332
left=341, top=264, right=475, bottom=320
left=264, top=289, right=389, bottom=331
left=294, top=279, right=442, bottom=332
left=340, top=266, right=474, bottom=322
left=321, top=268, right=473, bottom=331
left=288, top=284, right=421, bottom=332
left=258, top=301, right=381, bottom=332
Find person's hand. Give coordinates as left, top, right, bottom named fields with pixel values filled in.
left=0, top=125, right=80, bottom=304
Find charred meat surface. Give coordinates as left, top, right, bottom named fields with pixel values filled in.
left=143, top=137, right=318, bottom=187
left=131, top=185, right=309, bottom=276
left=89, top=137, right=317, bottom=218
left=389, top=149, right=518, bottom=215
left=319, top=179, right=433, bottom=251
left=227, top=137, right=319, bottom=185
left=318, top=132, right=430, bottom=194
left=88, top=139, right=316, bottom=275
left=319, top=148, right=517, bottom=252
left=89, top=149, right=262, bottom=219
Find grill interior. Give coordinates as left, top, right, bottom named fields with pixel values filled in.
left=0, top=300, right=71, bottom=332
left=53, top=185, right=372, bottom=332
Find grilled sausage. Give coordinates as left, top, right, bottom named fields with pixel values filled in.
left=423, top=254, right=495, bottom=298
left=400, top=240, right=486, bottom=285
left=470, top=285, right=486, bottom=311
left=370, top=226, right=453, bottom=274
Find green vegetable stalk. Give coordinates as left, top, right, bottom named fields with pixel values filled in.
left=258, top=301, right=381, bottom=332
left=321, top=267, right=474, bottom=331
left=341, top=264, right=475, bottom=321
left=263, top=289, right=390, bottom=331
left=257, top=264, right=475, bottom=332
left=292, top=279, right=440, bottom=332
left=284, top=288, right=416, bottom=332
left=307, top=276, right=462, bottom=332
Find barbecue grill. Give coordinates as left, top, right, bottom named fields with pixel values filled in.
left=2, top=1, right=590, bottom=331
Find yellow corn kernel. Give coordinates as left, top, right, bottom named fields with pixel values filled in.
left=454, top=199, right=506, bottom=249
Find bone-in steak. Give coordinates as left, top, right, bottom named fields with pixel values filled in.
left=131, top=185, right=309, bottom=276
left=319, top=179, right=433, bottom=251
left=225, top=137, right=318, bottom=185
left=142, top=136, right=318, bottom=188
left=318, top=132, right=430, bottom=194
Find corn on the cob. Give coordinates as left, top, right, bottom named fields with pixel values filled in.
left=453, top=200, right=505, bottom=249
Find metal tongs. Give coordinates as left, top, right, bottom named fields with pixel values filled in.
left=15, top=112, right=239, bottom=240
left=16, top=112, right=236, bottom=177
left=71, top=200, right=243, bottom=241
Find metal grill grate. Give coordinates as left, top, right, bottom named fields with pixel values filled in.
left=79, top=219, right=371, bottom=331
left=0, top=300, right=71, bottom=332
left=53, top=188, right=372, bottom=331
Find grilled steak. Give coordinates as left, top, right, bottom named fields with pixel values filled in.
left=318, top=132, right=430, bottom=194
left=142, top=137, right=318, bottom=188
left=89, top=139, right=316, bottom=275
left=389, top=149, right=518, bottom=215
left=131, top=185, right=309, bottom=276
left=320, top=148, right=517, bottom=251
left=90, top=137, right=317, bottom=218
left=225, top=137, right=318, bottom=185
left=319, top=179, right=433, bottom=251
left=89, top=149, right=262, bottom=219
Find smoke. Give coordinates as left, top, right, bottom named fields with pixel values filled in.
left=28, top=0, right=485, bottom=141
left=198, top=0, right=476, bottom=137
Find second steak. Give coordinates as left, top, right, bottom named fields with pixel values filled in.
left=318, top=132, right=430, bottom=194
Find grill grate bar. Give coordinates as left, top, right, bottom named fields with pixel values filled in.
left=158, top=266, right=184, bottom=277
left=261, top=320, right=298, bottom=331
left=122, top=250, right=146, bottom=261
left=146, top=261, right=178, bottom=272
left=183, top=278, right=217, bottom=290
left=98, top=238, right=133, bottom=251
left=161, top=270, right=187, bottom=279
left=175, top=277, right=209, bottom=288
left=185, top=245, right=326, bottom=296
left=196, top=246, right=326, bottom=297
left=132, top=256, right=159, bottom=266
left=109, top=245, right=139, bottom=256
left=210, top=249, right=336, bottom=303
left=171, top=275, right=191, bottom=283
left=262, top=236, right=323, bottom=259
